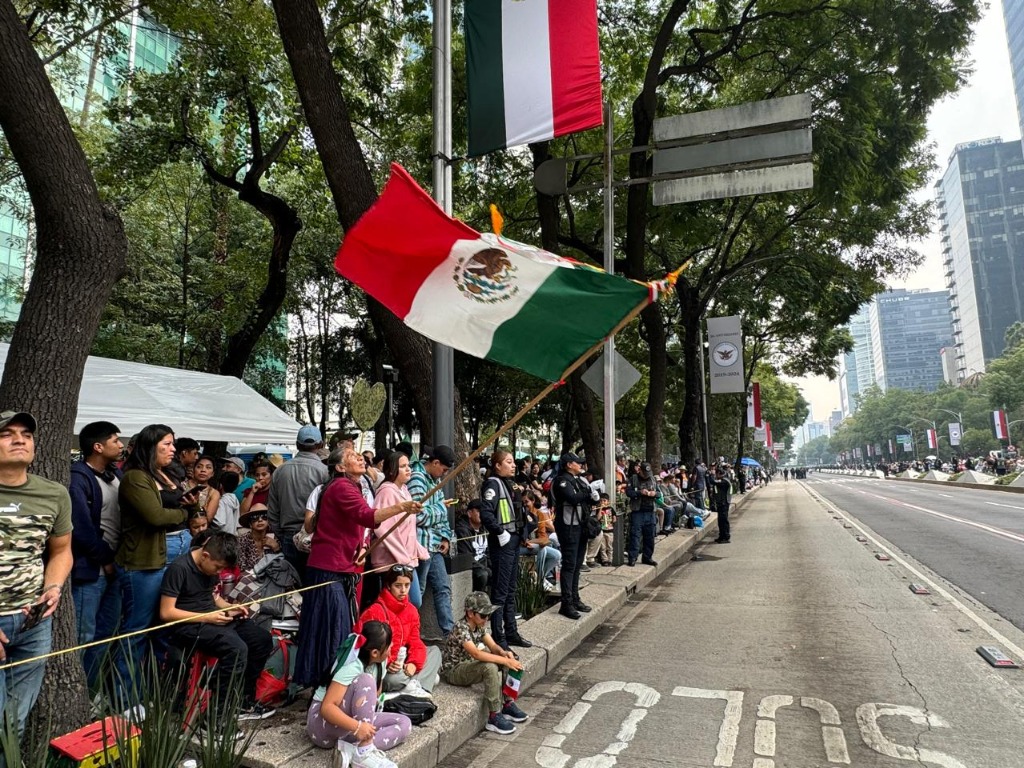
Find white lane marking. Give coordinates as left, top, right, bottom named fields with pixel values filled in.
left=856, top=703, right=967, bottom=768
left=538, top=681, right=660, bottom=768
left=851, top=488, right=1024, bottom=545
left=672, top=687, right=744, bottom=766
left=752, top=695, right=851, bottom=766
left=985, top=500, right=1024, bottom=511
left=938, top=494, right=953, bottom=498
left=800, top=483, right=1024, bottom=661
left=802, top=698, right=850, bottom=763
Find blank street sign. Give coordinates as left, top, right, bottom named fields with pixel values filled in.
left=653, top=163, right=813, bottom=206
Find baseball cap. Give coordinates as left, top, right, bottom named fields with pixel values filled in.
left=425, top=444, right=456, bottom=468
left=324, top=446, right=346, bottom=467
left=0, top=411, right=36, bottom=432
left=297, top=424, right=323, bottom=446
left=465, top=591, right=499, bottom=616
left=560, top=452, right=583, bottom=465
left=641, top=461, right=652, bottom=472
left=224, top=456, right=246, bottom=472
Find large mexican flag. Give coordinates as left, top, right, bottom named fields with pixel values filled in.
left=335, top=164, right=650, bottom=382
left=465, top=0, right=604, bottom=157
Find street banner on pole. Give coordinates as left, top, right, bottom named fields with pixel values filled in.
left=948, top=422, right=962, bottom=446
left=707, top=315, right=744, bottom=393
left=993, top=410, right=1010, bottom=440
left=765, top=422, right=773, bottom=451
left=753, top=423, right=767, bottom=443
left=888, top=439, right=894, bottom=455
left=746, top=382, right=762, bottom=427
left=927, top=428, right=938, bottom=450
left=867, top=444, right=873, bottom=457
left=896, top=434, right=912, bottom=452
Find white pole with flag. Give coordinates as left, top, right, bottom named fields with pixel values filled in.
left=602, top=100, right=616, bottom=514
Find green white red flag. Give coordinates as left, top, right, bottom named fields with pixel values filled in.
left=335, top=164, right=652, bottom=382
left=465, top=0, right=603, bottom=156
left=994, top=409, right=1009, bottom=440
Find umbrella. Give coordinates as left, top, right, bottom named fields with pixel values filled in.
left=925, top=455, right=937, bottom=461
left=740, top=457, right=762, bottom=467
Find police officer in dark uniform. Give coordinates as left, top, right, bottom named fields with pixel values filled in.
left=552, top=452, right=597, bottom=620
left=480, top=447, right=531, bottom=649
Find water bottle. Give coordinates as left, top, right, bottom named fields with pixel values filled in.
left=179, top=759, right=198, bottom=768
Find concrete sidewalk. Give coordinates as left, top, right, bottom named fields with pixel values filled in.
left=240, top=488, right=761, bottom=767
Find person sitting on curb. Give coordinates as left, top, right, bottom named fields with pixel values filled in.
left=441, top=592, right=526, bottom=735
left=356, top=565, right=442, bottom=697
left=306, top=620, right=411, bottom=768
left=455, top=500, right=492, bottom=592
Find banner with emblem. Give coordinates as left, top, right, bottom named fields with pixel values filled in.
left=707, top=315, right=744, bottom=394
left=335, top=164, right=651, bottom=382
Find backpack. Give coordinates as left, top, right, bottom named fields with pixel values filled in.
left=382, top=694, right=437, bottom=725
left=255, top=630, right=295, bottom=706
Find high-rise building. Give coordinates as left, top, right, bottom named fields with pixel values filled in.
left=935, top=137, right=1024, bottom=380
left=0, top=11, right=178, bottom=320
left=1003, top=0, right=1024, bottom=148
left=869, top=288, right=953, bottom=392
left=837, top=305, right=874, bottom=416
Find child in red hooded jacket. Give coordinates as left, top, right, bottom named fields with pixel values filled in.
left=356, top=565, right=441, bottom=697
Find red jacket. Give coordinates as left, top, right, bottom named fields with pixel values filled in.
left=356, top=587, right=427, bottom=671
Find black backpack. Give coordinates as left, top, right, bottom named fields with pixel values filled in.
left=383, top=694, right=437, bottom=725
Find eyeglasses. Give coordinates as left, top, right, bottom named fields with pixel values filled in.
left=390, top=565, right=414, bottom=575
left=249, top=513, right=268, bottom=521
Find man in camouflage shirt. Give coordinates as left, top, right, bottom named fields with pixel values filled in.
left=0, top=411, right=73, bottom=752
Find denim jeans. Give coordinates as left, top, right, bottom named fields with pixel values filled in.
left=113, top=565, right=165, bottom=702
left=628, top=511, right=657, bottom=562
left=72, top=574, right=122, bottom=688
left=164, top=529, right=192, bottom=564
left=521, top=543, right=561, bottom=581
left=0, top=613, right=52, bottom=752
left=415, top=551, right=454, bottom=635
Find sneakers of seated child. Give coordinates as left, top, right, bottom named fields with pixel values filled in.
left=400, top=678, right=431, bottom=698
left=486, top=711, right=517, bottom=735
left=351, top=744, right=397, bottom=768
left=502, top=700, right=528, bottom=723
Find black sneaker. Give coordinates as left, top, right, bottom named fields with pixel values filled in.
left=507, top=635, right=533, bottom=648
left=627, top=559, right=636, bottom=567
left=502, top=700, right=528, bottom=722
left=641, top=558, right=658, bottom=567
left=580, top=562, right=592, bottom=572
left=574, top=602, right=592, bottom=613
left=559, top=606, right=581, bottom=620
left=486, top=712, right=517, bottom=734
left=238, top=701, right=276, bottom=721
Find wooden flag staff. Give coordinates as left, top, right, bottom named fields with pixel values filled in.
left=358, top=260, right=692, bottom=564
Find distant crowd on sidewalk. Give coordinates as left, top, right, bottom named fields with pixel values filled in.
left=0, top=408, right=770, bottom=768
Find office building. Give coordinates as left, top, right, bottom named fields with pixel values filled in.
left=869, top=288, right=952, bottom=393
left=935, top=138, right=1024, bottom=381
left=838, top=306, right=875, bottom=416
left=1003, top=0, right=1024, bottom=149
left=0, top=10, right=178, bottom=320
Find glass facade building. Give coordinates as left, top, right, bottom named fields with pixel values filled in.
left=838, top=306, right=875, bottom=416
left=1003, top=0, right=1024, bottom=149
left=869, top=288, right=953, bottom=393
left=935, top=138, right=1024, bottom=380
left=0, top=10, right=177, bottom=320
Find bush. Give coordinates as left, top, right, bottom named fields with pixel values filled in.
left=947, top=472, right=963, bottom=482
left=516, top=558, right=550, bottom=620
left=996, top=472, right=1020, bottom=485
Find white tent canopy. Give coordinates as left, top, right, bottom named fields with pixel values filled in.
left=0, top=343, right=301, bottom=444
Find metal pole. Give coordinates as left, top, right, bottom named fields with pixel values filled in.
left=601, top=101, right=623, bottom=567
left=698, top=324, right=712, bottom=462
left=431, top=0, right=454, bottom=452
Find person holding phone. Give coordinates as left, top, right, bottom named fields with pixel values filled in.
left=0, top=410, right=73, bottom=756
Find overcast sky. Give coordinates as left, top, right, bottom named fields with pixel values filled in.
left=791, top=0, right=1021, bottom=423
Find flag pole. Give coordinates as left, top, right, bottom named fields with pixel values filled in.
left=362, top=259, right=696, bottom=562
left=360, top=292, right=657, bottom=563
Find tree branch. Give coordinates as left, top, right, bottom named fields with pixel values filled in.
left=41, top=4, right=142, bottom=65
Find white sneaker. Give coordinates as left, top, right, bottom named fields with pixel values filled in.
left=332, top=739, right=357, bottom=768
left=544, top=579, right=559, bottom=593
left=352, top=746, right=398, bottom=768
left=400, top=678, right=431, bottom=698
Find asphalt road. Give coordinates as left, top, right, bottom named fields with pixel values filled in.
left=436, top=481, right=1024, bottom=768
left=803, top=473, right=1024, bottom=632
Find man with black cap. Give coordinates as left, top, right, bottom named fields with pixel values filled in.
left=0, top=411, right=73, bottom=750
left=268, top=424, right=330, bottom=576
left=552, top=452, right=595, bottom=619
left=409, top=444, right=457, bottom=635
left=626, top=461, right=658, bottom=567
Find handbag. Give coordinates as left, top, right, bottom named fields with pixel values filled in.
left=382, top=694, right=437, bottom=725
left=585, top=512, right=601, bottom=540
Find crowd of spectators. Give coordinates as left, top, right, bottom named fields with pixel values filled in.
left=0, top=408, right=767, bottom=768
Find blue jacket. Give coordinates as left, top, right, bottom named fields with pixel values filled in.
left=69, top=461, right=122, bottom=583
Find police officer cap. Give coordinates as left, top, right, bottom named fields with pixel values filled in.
left=560, top=452, right=584, bottom=465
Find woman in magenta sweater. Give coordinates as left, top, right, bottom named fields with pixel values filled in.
left=293, top=449, right=421, bottom=689
left=372, top=452, right=429, bottom=607
left=357, top=566, right=441, bottom=695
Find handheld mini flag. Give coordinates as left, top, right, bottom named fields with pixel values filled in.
left=503, top=667, right=524, bottom=700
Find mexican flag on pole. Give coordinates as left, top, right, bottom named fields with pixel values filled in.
left=994, top=409, right=1010, bottom=440
left=335, top=164, right=652, bottom=382
left=465, top=0, right=604, bottom=156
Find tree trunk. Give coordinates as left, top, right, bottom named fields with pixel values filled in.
left=271, top=0, right=478, bottom=481
left=642, top=303, right=667, bottom=465
left=205, top=188, right=230, bottom=372
left=569, top=367, right=602, bottom=477
left=677, top=287, right=704, bottom=466
left=219, top=187, right=301, bottom=378
left=0, top=0, right=129, bottom=738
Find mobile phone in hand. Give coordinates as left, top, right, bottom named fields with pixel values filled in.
left=21, top=602, right=47, bottom=632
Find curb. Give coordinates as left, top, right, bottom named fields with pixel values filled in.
left=823, top=470, right=1023, bottom=494
left=241, top=488, right=758, bottom=767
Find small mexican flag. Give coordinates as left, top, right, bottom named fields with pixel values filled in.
left=503, top=667, right=524, bottom=700
left=465, top=0, right=604, bottom=156
left=335, top=164, right=651, bottom=382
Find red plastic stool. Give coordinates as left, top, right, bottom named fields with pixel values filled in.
left=183, top=651, right=218, bottom=727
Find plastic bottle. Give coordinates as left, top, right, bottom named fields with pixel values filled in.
left=179, top=760, right=198, bottom=768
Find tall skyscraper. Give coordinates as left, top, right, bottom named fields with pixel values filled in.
left=869, top=288, right=953, bottom=392
left=837, top=305, right=874, bottom=416
left=1003, top=0, right=1024, bottom=147
left=935, top=138, right=1024, bottom=380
